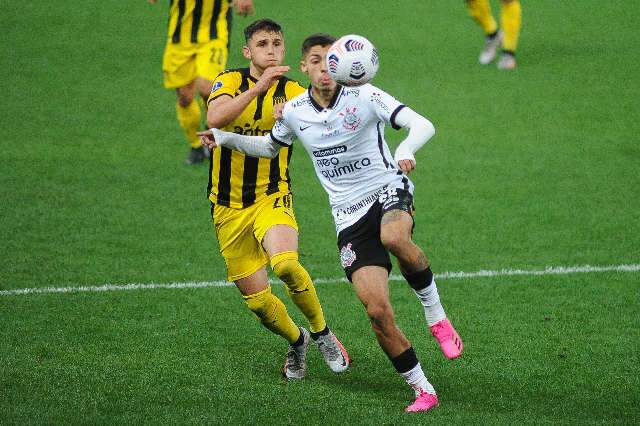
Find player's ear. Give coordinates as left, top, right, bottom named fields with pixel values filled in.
left=300, top=57, right=308, bottom=73
left=242, top=46, right=251, bottom=60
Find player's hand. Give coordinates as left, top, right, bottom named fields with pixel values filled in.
left=397, top=159, right=416, bottom=175
left=253, top=65, right=290, bottom=94
left=197, top=130, right=218, bottom=150
left=273, top=102, right=286, bottom=120
left=147, top=0, right=158, bottom=4
left=233, top=0, right=254, bottom=16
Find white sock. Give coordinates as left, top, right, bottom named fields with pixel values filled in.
left=413, top=278, right=446, bottom=326
left=399, top=363, right=436, bottom=396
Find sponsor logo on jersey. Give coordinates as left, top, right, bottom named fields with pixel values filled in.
left=211, top=81, right=223, bottom=93
left=340, top=107, right=361, bottom=131
left=233, top=123, right=271, bottom=136
left=313, top=145, right=347, bottom=157
left=291, top=98, right=311, bottom=108
left=320, top=157, right=372, bottom=180
left=335, top=189, right=382, bottom=220
left=370, top=92, right=390, bottom=113
left=340, top=242, right=357, bottom=268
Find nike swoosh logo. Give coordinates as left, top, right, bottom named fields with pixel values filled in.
left=299, top=125, right=312, bottom=131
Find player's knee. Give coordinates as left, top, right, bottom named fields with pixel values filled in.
left=176, top=87, right=195, bottom=107
left=366, top=301, right=395, bottom=331
left=243, top=286, right=275, bottom=318
left=380, top=229, right=409, bottom=254
left=270, top=251, right=309, bottom=293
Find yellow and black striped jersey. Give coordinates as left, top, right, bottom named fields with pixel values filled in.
left=166, top=0, right=231, bottom=45
left=207, top=68, right=306, bottom=209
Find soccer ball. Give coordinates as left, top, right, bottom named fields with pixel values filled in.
left=326, top=35, right=379, bottom=87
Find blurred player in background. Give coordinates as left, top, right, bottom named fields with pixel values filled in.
left=148, top=0, right=255, bottom=164
left=199, top=33, right=463, bottom=413
left=466, top=0, right=522, bottom=69
left=205, top=20, right=350, bottom=379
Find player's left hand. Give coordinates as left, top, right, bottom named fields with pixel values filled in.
left=273, top=103, right=285, bottom=120
left=397, top=159, right=416, bottom=175
left=233, top=0, right=254, bottom=16
left=197, top=130, right=218, bottom=150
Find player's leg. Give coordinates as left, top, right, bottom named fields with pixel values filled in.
left=257, top=192, right=349, bottom=373
left=497, top=0, right=521, bottom=70
left=235, top=269, right=310, bottom=380
left=351, top=265, right=438, bottom=413
left=466, top=0, right=502, bottom=65
left=162, top=42, right=207, bottom=164
left=379, top=203, right=463, bottom=359
left=212, top=202, right=309, bottom=379
left=175, top=82, right=207, bottom=164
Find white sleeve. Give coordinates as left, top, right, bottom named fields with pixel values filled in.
left=270, top=111, right=296, bottom=146
left=392, top=107, right=436, bottom=164
left=212, top=129, right=280, bottom=159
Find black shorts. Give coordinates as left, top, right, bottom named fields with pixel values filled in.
left=337, top=187, right=414, bottom=282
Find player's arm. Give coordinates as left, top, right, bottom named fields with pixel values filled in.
left=206, top=66, right=290, bottom=128
left=197, top=129, right=282, bottom=159
left=392, top=107, right=436, bottom=174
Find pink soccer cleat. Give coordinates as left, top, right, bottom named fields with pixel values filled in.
left=405, top=391, right=438, bottom=413
left=430, top=318, right=463, bottom=359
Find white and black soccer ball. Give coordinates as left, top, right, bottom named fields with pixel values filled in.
left=326, top=35, right=379, bottom=87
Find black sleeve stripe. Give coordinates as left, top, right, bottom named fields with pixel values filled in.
left=270, top=133, right=290, bottom=147
left=207, top=93, right=233, bottom=104
left=390, top=104, right=406, bottom=130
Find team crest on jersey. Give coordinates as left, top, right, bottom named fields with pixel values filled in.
left=340, top=242, right=357, bottom=268
left=211, top=81, right=223, bottom=93
left=340, top=107, right=361, bottom=131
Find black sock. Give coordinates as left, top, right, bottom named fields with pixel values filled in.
left=292, top=328, right=306, bottom=347
left=310, top=326, right=330, bottom=341
left=390, top=347, right=419, bottom=374
left=402, top=267, right=433, bottom=291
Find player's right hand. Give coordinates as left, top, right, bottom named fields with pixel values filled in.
left=254, top=66, right=290, bottom=94
left=197, top=130, right=218, bottom=150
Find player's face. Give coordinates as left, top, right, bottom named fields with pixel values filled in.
left=301, top=45, right=337, bottom=92
left=244, top=30, right=285, bottom=70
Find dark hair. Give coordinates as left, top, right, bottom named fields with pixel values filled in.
left=244, top=19, right=283, bottom=43
left=301, top=33, right=337, bottom=57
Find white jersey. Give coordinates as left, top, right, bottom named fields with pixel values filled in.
left=271, top=84, right=415, bottom=233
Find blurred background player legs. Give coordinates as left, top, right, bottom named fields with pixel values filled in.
left=150, top=0, right=255, bottom=164
left=466, top=0, right=522, bottom=69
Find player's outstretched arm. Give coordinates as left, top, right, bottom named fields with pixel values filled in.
left=393, top=107, right=436, bottom=174
left=197, top=129, right=281, bottom=159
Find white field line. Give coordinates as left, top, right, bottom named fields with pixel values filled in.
left=1, top=263, right=638, bottom=297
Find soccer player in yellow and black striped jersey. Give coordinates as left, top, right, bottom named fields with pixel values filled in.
left=148, top=0, right=255, bottom=164
left=201, top=19, right=350, bottom=379
left=466, top=0, right=522, bottom=69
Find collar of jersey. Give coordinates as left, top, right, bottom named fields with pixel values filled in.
left=308, top=84, right=343, bottom=112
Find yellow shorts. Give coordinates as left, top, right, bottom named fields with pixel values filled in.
left=162, top=39, right=228, bottom=89
left=212, top=192, right=299, bottom=282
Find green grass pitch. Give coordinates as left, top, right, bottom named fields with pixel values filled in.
left=1, top=0, right=639, bottom=424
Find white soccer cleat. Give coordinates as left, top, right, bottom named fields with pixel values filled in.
left=314, top=331, right=350, bottom=373
left=479, top=30, right=503, bottom=65
left=497, top=52, right=517, bottom=70
left=282, top=327, right=310, bottom=380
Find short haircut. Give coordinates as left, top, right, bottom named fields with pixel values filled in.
left=244, top=19, right=283, bottom=43
left=301, top=33, right=337, bottom=57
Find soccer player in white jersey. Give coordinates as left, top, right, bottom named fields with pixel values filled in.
left=198, top=33, right=463, bottom=413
